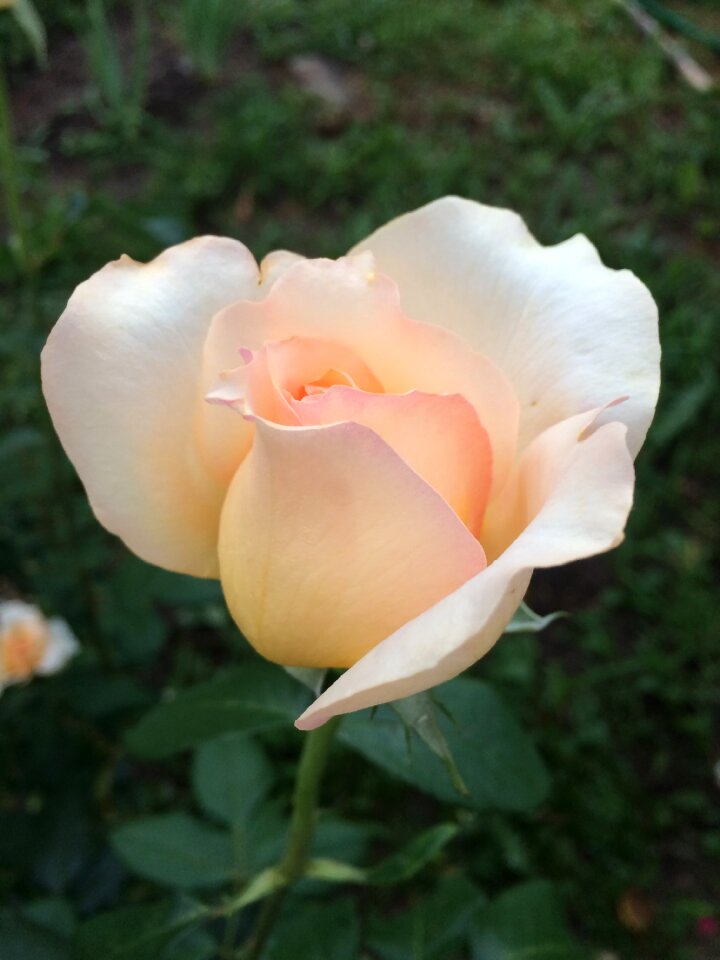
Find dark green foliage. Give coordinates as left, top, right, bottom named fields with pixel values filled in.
left=264, top=896, right=361, bottom=960
left=2, top=1, right=719, bottom=958
left=341, top=678, right=550, bottom=812
left=125, top=661, right=313, bottom=758
left=367, top=875, right=487, bottom=960
left=471, top=879, right=587, bottom=959
left=111, top=814, right=236, bottom=889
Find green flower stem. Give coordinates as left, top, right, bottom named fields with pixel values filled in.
left=282, top=715, right=341, bottom=881
left=246, top=715, right=341, bottom=960
left=0, top=59, right=28, bottom=271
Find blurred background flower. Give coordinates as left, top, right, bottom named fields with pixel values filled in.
left=0, top=599, right=78, bottom=693
left=1, top=2, right=718, bottom=958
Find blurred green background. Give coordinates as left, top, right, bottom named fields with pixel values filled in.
left=1, top=1, right=719, bottom=958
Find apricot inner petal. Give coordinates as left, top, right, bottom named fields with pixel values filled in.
left=207, top=335, right=382, bottom=426
left=290, top=385, right=493, bottom=536
left=205, top=256, right=520, bottom=492
left=2, top=622, right=48, bottom=679
left=218, top=419, right=487, bottom=668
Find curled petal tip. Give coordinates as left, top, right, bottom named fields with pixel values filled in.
left=295, top=709, right=329, bottom=731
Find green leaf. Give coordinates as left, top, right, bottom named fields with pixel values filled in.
left=161, top=927, right=217, bottom=960
left=265, top=896, right=360, bottom=960
left=305, top=859, right=367, bottom=884
left=125, top=661, right=311, bottom=758
left=340, top=677, right=549, bottom=811
left=305, top=823, right=457, bottom=887
left=84, top=0, right=124, bottom=111
left=9, top=0, right=47, bottom=66
left=74, top=902, right=205, bottom=960
left=178, top=0, right=244, bottom=79
left=367, top=823, right=458, bottom=885
left=72, top=850, right=125, bottom=915
left=21, top=898, right=75, bottom=940
left=368, top=875, right=486, bottom=960
left=192, top=735, right=276, bottom=877
left=222, top=866, right=287, bottom=913
left=504, top=602, right=566, bottom=634
left=312, top=814, right=378, bottom=865
left=243, top=801, right=289, bottom=874
left=192, top=733, right=274, bottom=827
left=0, top=911, right=67, bottom=960
left=471, top=881, right=587, bottom=960
left=392, top=692, right=469, bottom=797
left=111, top=813, right=234, bottom=889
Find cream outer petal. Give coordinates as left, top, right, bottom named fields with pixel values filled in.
left=42, top=237, right=261, bottom=577
left=218, top=419, right=487, bottom=669
left=295, top=406, right=635, bottom=729
left=351, top=197, right=660, bottom=457
left=37, top=619, right=80, bottom=675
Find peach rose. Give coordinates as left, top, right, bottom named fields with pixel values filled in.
left=41, top=198, right=659, bottom=729
left=0, top=600, right=79, bottom=694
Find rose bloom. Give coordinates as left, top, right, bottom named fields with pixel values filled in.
left=0, top=600, right=79, bottom=694
left=42, top=198, right=659, bottom=729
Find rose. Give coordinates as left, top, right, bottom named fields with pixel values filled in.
left=41, top=197, right=659, bottom=729
left=0, top=600, right=79, bottom=695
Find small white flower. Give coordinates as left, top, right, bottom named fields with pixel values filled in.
left=0, top=600, right=79, bottom=695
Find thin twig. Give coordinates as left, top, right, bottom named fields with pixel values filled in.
left=617, top=0, right=715, bottom=92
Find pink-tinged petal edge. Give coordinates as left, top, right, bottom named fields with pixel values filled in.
left=295, top=404, right=635, bottom=729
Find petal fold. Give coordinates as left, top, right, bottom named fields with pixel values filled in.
left=206, top=256, right=519, bottom=491
left=218, top=419, right=487, bottom=669
left=296, top=406, right=635, bottom=729
left=290, top=386, right=492, bottom=535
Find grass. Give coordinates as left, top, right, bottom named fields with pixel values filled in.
left=1, top=1, right=719, bottom=957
